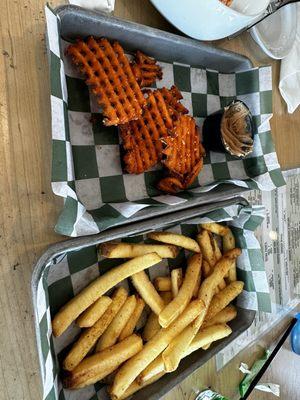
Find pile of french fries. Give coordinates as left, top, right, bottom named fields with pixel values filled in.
left=52, top=223, right=244, bottom=399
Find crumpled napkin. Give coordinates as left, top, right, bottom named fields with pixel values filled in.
left=279, top=4, right=300, bottom=113
left=69, top=0, right=115, bottom=13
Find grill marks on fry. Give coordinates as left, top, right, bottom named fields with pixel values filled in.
left=120, top=86, right=188, bottom=174
left=66, top=37, right=146, bottom=126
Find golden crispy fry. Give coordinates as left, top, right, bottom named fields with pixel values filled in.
left=205, top=281, right=244, bottom=321
left=212, top=237, right=226, bottom=291
left=223, top=228, right=237, bottom=282
left=154, top=276, right=172, bottom=292
left=116, top=372, right=165, bottom=400
left=76, top=296, right=112, bottom=328
left=161, top=249, right=241, bottom=371
left=96, top=295, right=137, bottom=351
left=52, top=253, right=161, bottom=337
left=63, top=334, right=143, bottom=389
left=200, top=223, right=230, bottom=237
left=171, top=268, right=183, bottom=298
left=130, top=50, right=162, bottom=88
left=139, top=323, right=232, bottom=384
left=131, top=271, right=165, bottom=315
left=202, top=304, right=237, bottom=328
left=192, top=265, right=201, bottom=298
left=63, top=287, right=128, bottom=371
left=148, top=231, right=200, bottom=253
left=110, top=299, right=204, bottom=399
left=100, top=242, right=179, bottom=259
left=120, top=86, right=188, bottom=174
left=119, top=297, right=145, bottom=341
left=67, top=37, right=146, bottom=126
left=197, top=230, right=216, bottom=267
left=159, top=254, right=202, bottom=327
left=160, top=115, right=205, bottom=192
left=202, top=259, right=211, bottom=278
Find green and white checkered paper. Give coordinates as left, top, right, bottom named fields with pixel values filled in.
left=46, top=6, right=285, bottom=237
left=34, top=203, right=269, bottom=400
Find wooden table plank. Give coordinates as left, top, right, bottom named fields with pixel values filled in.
left=0, top=0, right=299, bottom=399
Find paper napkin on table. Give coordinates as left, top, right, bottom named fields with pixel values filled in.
left=69, top=0, right=115, bottom=12
left=279, top=4, right=300, bottom=113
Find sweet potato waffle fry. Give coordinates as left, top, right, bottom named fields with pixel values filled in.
left=66, top=37, right=146, bottom=126
left=120, top=86, right=188, bottom=174
left=131, top=50, right=162, bottom=88
left=158, top=115, right=205, bottom=193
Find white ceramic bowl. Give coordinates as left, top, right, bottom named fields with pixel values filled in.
left=150, top=0, right=269, bottom=40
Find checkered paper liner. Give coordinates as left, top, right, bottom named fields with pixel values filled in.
left=34, top=203, right=270, bottom=400
left=46, top=6, right=285, bottom=237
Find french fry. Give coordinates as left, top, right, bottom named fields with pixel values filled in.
left=63, top=287, right=128, bottom=371
left=154, top=276, right=172, bottom=292
left=161, top=249, right=241, bottom=372
left=171, top=268, right=183, bottom=297
left=96, top=295, right=137, bottom=351
left=202, top=344, right=210, bottom=350
left=64, top=334, right=143, bottom=389
left=100, top=242, right=179, bottom=259
left=131, top=271, right=165, bottom=315
left=148, top=231, right=200, bottom=253
left=197, top=230, right=216, bottom=267
left=110, top=299, right=205, bottom=399
left=192, top=266, right=201, bottom=298
left=142, top=291, right=172, bottom=342
left=139, top=323, right=232, bottom=384
left=115, top=372, right=165, bottom=400
left=212, top=237, right=226, bottom=291
left=223, top=228, right=237, bottom=282
left=119, top=297, right=145, bottom=341
left=202, top=304, right=237, bottom=328
left=52, top=253, right=161, bottom=337
left=159, top=254, right=202, bottom=328
left=205, top=281, right=244, bottom=321
left=202, top=259, right=211, bottom=278
left=200, top=223, right=230, bottom=236
left=76, top=296, right=112, bottom=328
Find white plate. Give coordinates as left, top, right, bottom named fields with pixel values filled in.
left=250, top=4, right=297, bottom=60
left=150, top=0, right=268, bottom=41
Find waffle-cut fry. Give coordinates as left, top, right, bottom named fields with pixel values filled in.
left=158, top=115, right=205, bottom=193
left=66, top=37, right=146, bottom=126
left=131, top=50, right=162, bottom=87
left=120, top=86, right=188, bottom=174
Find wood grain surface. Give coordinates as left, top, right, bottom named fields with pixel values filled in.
left=0, top=0, right=299, bottom=399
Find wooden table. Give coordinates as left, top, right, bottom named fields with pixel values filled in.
left=0, top=0, right=299, bottom=399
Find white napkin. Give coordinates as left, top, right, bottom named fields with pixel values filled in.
left=69, top=0, right=115, bottom=13
left=279, top=4, right=300, bottom=114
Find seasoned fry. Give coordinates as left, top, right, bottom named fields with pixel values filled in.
left=159, top=254, right=202, bottom=328
left=142, top=291, right=172, bottom=342
left=139, top=324, right=232, bottom=384
left=202, top=259, right=211, bottom=278
left=192, top=265, right=201, bottom=298
left=202, top=304, right=237, bottom=328
left=119, top=297, right=145, bottom=341
left=171, top=268, right=183, bottom=297
left=223, top=229, right=237, bottom=282
left=131, top=271, right=165, bottom=315
left=116, top=372, right=165, bottom=400
left=162, top=249, right=241, bottom=371
left=52, top=253, right=161, bottom=337
left=110, top=299, right=205, bottom=399
left=63, top=287, right=128, bottom=371
left=197, top=230, right=216, bottom=267
left=76, top=296, right=112, bottom=328
left=63, top=334, right=143, bottom=389
left=205, top=281, right=244, bottom=321
left=154, top=276, right=172, bottom=292
left=100, top=242, right=179, bottom=259
left=96, top=295, right=137, bottom=351
left=200, top=223, right=230, bottom=237
left=148, top=231, right=200, bottom=253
